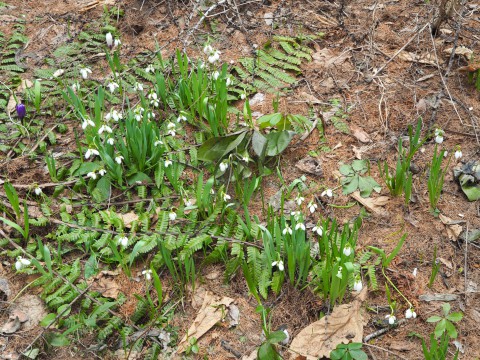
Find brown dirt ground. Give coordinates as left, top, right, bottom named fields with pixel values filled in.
left=1, top=0, right=480, bottom=359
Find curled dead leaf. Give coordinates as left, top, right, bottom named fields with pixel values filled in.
left=350, top=124, right=371, bottom=143
left=290, top=289, right=367, bottom=359
left=350, top=192, right=389, bottom=216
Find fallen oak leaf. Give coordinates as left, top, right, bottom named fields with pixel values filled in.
left=439, top=214, right=463, bottom=241
left=289, top=288, right=367, bottom=360
left=350, top=124, right=371, bottom=143
left=350, top=191, right=389, bottom=216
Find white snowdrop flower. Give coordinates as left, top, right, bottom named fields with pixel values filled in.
left=154, top=140, right=163, bottom=146
left=321, top=189, right=333, bottom=198
left=167, top=129, right=176, bottom=137
left=114, top=38, right=121, bottom=47
left=86, top=171, right=97, bottom=180
left=405, top=308, right=417, bottom=319
left=295, top=195, right=305, bottom=206
left=107, top=138, right=114, bottom=145
left=226, top=77, right=232, bottom=87
left=208, top=50, right=221, bottom=64
left=336, top=267, right=343, bottom=279
left=282, top=224, right=292, bottom=236
left=15, top=257, right=31, bottom=271
left=85, top=148, right=99, bottom=159
left=106, top=32, right=113, bottom=47
left=212, top=71, right=220, bottom=80
left=147, top=111, right=155, bottom=120
left=343, top=245, right=352, bottom=257
left=455, top=150, right=462, bottom=160
left=353, top=279, right=363, bottom=292
left=230, top=60, right=234, bottom=64
left=223, top=193, right=231, bottom=202
left=117, top=236, right=128, bottom=247
left=98, top=124, right=113, bottom=134
left=169, top=212, right=177, bottom=221
left=164, top=159, right=172, bottom=167
left=203, top=44, right=213, bottom=55
left=79, top=67, right=92, bottom=79
left=34, top=187, right=42, bottom=196
left=443, top=151, right=448, bottom=158
left=242, top=154, right=250, bottom=163
left=434, top=128, right=444, bottom=144
left=240, top=93, right=246, bottom=100
left=210, top=188, right=215, bottom=195
left=295, top=222, right=305, bottom=231
left=107, top=82, right=119, bottom=93
left=105, top=109, right=122, bottom=122
left=134, top=82, right=144, bottom=91
left=435, top=135, right=444, bottom=144
left=148, top=92, right=159, bottom=107
left=272, top=260, right=284, bottom=272
left=312, top=225, right=323, bottom=236
left=167, top=122, right=176, bottom=130
left=142, top=269, right=152, bottom=280
left=412, top=268, right=418, bottom=277
left=145, top=64, right=155, bottom=73
left=308, top=202, right=318, bottom=214
left=99, top=169, right=107, bottom=176
left=219, top=161, right=229, bottom=172
left=115, top=155, right=124, bottom=164
left=177, top=114, right=187, bottom=122
left=386, top=314, right=396, bottom=325
left=71, top=82, right=80, bottom=92
left=81, top=118, right=95, bottom=129
left=184, top=199, right=193, bottom=207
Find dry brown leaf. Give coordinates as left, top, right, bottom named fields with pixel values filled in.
left=9, top=309, right=28, bottom=323
left=90, top=275, right=120, bottom=299
left=0, top=278, right=10, bottom=301
left=443, top=46, right=473, bottom=60
left=241, top=350, right=257, bottom=360
left=0, top=317, right=20, bottom=334
left=290, top=289, right=367, bottom=359
left=312, top=48, right=350, bottom=69
left=398, top=51, right=436, bottom=66
left=205, top=271, right=220, bottom=280
left=350, top=192, right=389, bottom=216
left=350, top=124, right=371, bottom=143
left=12, top=295, right=47, bottom=331
left=295, top=157, right=323, bottom=176
left=439, top=214, right=463, bottom=241
left=177, top=291, right=233, bottom=353
left=117, top=212, right=139, bottom=228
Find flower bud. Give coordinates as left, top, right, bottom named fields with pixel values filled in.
left=16, top=103, right=26, bottom=120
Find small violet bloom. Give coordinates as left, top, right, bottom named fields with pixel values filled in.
left=16, top=103, right=26, bottom=120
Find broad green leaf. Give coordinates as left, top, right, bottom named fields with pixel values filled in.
left=446, top=312, right=463, bottom=322
left=267, top=330, right=287, bottom=344
left=426, top=315, right=442, bottom=323
left=127, top=172, right=152, bottom=185
left=352, top=159, right=368, bottom=173
left=434, top=319, right=447, bottom=338
left=84, top=255, right=98, bottom=279
left=92, top=176, right=111, bottom=202
left=265, top=130, right=295, bottom=157
left=44, top=332, right=70, bottom=347
left=40, top=313, right=56, bottom=327
left=339, top=164, right=353, bottom=176
left=257, top=112, right=283, bottom=129
left=198, top=131, right=247, bottom=161
left=22, top=348, right=39, bottom=359
left=330, top=349, right=347, bottom=360
left=257, top=342, right=277, bottom=360
left=342, top=175, right=359, bottom=195
left=445, top=320, right=458, bottom=338
left=358, top=176, right=381, bottom=197
left=74, top=162, right=102, bottom=176
left=350, top=349, right=368, bottom=360
left=252, top=131, right=268, bottom=159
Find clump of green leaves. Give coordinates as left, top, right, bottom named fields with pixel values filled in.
left=428, top=145, right=451, bottom=213
left=380, top=118, right=423, bottom=204
left=426, top=303, right=463, bottom=339
left=421, top=333, right=459, bottom=360
left=330, top=342, right=367, bottom=360
left=339, top=160, right=381, bottom=197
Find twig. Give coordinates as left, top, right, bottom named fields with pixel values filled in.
left=363, top=319, right=407, bottom=342
left=363, top=342, right=409, bottom=360
left=464, top=221, right=469, bottom=304
left=220, top=340, right=242, bottom=358
left=370, top=22, right=430, bottom=78
left=0, top=178, right=78, bottom=189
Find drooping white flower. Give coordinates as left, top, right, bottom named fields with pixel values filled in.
left=141, top=269, right=153, bottom=281
left=343, top=245, right=353, bottom=257
left=177, top=114, right=187, bottom=122
left=223, top=193, right=231, bottom=202
left=353, top=279, right=363, bottom=292
left=134, top=106, right=144, bottom=121
left=321, top=189, right=333, bottom=198
left=79, top=67, right=92, bottom=79
left=98, top=124, right=113, bottom=134
left=282, top=224, right=292, bottom=236
left=212, top=71, right=220, bottom=80
left=226, top=77, right=232, bottom=86
left=435, top=135, right=444, bottom=144
left=412, top=268, right=418, bottom=277
left=147, top=111, right=155, bottom=120
left=99, top=169, right=107, bottom=176
left=115, top=155, right=124, bottom=164
left=164, top=160, right=172, bottom=167
left=85, top=148, right=99, bottom=159
left=81, top=117, right=95, bottom=129
left=71, top=82, right=80, bottom=92
left=117, top=236, right=129, bottom=247
left=405, top=308, right=417, bottom=319
left=154, top=140, right=163, bottom=146
left=145, top=64, right=155, bottom=73
left=203, top=44, right=213, bottom=55
left=434, top=128, right=444, bottom=144
left=105, top=109, right=122, bottom=122
left=240, top=93, right=246, bottom=100
left=142, top=269, right=152, bottom=280
left=219, top=161, right=229, bottom=172
left=295, top=222, right=305, bottom=231
left=242, top=154, right=250, bottom=163
left=308, top=201, right=318, bottom=214
left=134, top=82, right=144, bottom=91
left=15, top=257, right=31, bottom=271
left=107, top=138, right=115, bottom=145
left=386, top=314, right=396, bottom=325
left=107, top=82, right=119, bottom=93
left=86, top=171, right=97, bottom=180
left=34, top=187, right=42, bottom=196
left=208, top=50, right=221, bottom=63
left=336, top=267, right=343, bottom=279
left=169, top=212, right=177, bottom=221
left=114, top=38, right=121, bottom=47
left=272, top=260, right=284, bottom=272
left=455, top=150, right=462, bottom=160
left=106, top=32, right=113, bottom=47
left=148, top=92, right=159, bottom=107
left=295, top=195, right=305, bottom=206
left=312, top=225, right=323, bottom=236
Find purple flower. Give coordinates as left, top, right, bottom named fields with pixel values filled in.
left=16, top=103, right=26, bottom=120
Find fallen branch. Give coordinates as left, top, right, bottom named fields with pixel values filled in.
left=363, top=318, right=407, bottom=342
